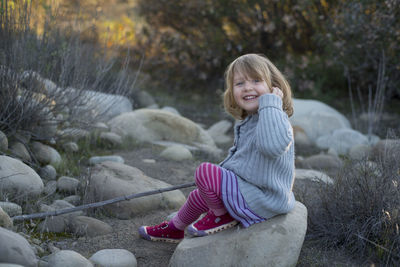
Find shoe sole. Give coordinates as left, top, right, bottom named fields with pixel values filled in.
left=138, top=226, right=183, bottom=244
left=187, top=220, right=239, bottom=237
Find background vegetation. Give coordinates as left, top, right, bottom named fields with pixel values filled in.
left=1, top=0, right=400, bottom=265
left=13, top=0, right=399, bottom=119
left=0, top=0, right=134, bottom=140
left=134, top=0, right=400, bottom=108
left=305, top=138, right=400, bottom=265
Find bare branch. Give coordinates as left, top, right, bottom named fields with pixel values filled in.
left=12, top=182, right=196, bottom=221
left=356, top=234, right=400, bottom=259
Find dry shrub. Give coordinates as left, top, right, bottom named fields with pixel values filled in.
left=307, top=133, right=400, bottom=264
left=0, top=0, right=135, bottom=141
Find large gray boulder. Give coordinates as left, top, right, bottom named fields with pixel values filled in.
left=31, top=141, right=62, bottom=167
left=63, top=195, right=81, bottom=206
left=57, top=176, right=80, bottom=194
left=348, top=144, right=373, bottom=160
left=316, top=128, right=372, bottom=155
left=38, top=165, right=57, bottom=180
left=43, top=180, right=57, bottom=195
left=108, top=109, right=218, bottom=154
left=0, top=207, right=13, bottom=228
left=206, top=120, right=233, bottom=145
left=57, top=128, right=90, bottom=142
left=38, top=215, right=68, bottom=234
left=134, top=90, right=157, bottom=108
left=292, top=126, right=312, bottom=147
left=293, top=169, right=333, bottom=210
left=67, top=216, right=112, bottom=237
left=296, top=153, right=343, bottom=176
left=0, top=155, right=44, bottom=198
left=152, top=140, right=222, bottom=160
left=38, top=199, right=84, bottom=234
left=89, top=155, right=124, bottom=165
left=86, top=161, right=186, bottom=219
left=0, top=227, right=38, bottom=267
left=62, top=141, right=79, bottom=153
left=99, top=132, right=123, bottom=147
left=161, top=106, right=181, bottom=116
left=169, top=201, right=307, bottom=267
left=9, top=142, right=31, bottom=162
left=0, top=202, right=22, bottom=217
left=290, top=98, right=351, bottom=142
left=294, top=169, right=333, bottom=184
left=372, top=139, right=400, bottom=161
left=160, top=145, right=193, bottom=161
left=79, top=90, right=133, bottom=121
left=45, top=82, right=133, bottom=122
left=49, top=200, right=83, bottom=217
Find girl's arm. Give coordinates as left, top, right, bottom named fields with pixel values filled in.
left=255, top=93, right=293, bottom=158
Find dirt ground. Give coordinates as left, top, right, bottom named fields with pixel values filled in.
left=56, top=145, right=204, bottom=266
left=55, top=144, right=360, bottom=267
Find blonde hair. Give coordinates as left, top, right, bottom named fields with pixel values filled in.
left=223, top=53, right=293, bottom=120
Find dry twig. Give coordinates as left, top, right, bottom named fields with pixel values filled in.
left=12, top=182, right=196, bottom=221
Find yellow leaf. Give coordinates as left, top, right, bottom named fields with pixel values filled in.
left=320, top=0, right=328, bottom=9
left=8, top=1, right=15, bottom=10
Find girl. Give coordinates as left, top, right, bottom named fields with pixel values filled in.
left=139, top=53, right=295, bottom=243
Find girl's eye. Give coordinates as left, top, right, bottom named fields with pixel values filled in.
left=235, top=81, right=243, bottom=86
left=253, top=79, right=260, bottom=83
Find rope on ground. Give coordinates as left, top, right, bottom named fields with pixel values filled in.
left=12, top=181, right=196, bottom=222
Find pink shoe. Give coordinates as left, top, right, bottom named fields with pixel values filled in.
left=187, top=211, right=238, bottom=237
left=139, top=221, right=184, bottom=243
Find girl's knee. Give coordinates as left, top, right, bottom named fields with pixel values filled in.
left=196, top=162, right=211, bottom=173
left=195, top=162, right=211, bottom=186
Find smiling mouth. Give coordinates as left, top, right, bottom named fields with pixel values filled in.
left=243, top=95, right=257, bottom=100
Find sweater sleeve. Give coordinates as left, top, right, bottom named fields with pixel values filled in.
left=255, top=94, right=293, bottom=158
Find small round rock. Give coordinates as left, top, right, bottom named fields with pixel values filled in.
left=89, top=249, right=137, bottom=267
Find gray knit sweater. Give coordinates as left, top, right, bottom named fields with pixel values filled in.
left=220, top=93, right=295, bottom=219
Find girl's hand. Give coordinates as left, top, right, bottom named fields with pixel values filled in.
left=271, top=87, right=283, bottom=99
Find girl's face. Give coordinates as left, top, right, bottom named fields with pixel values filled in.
left=233, top=71, right=271, bottom=114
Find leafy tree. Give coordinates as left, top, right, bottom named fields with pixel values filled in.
left=135, top=0, right=399, bottom=107
left=135, top=0, right=336, bottom=91
left=321, top=0, right=400, bottom=100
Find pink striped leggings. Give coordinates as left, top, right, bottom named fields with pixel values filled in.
left=171, top=162, right=227, bottom=230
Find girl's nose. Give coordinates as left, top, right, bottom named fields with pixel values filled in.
left=244, top=81, right=252, bottom=90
